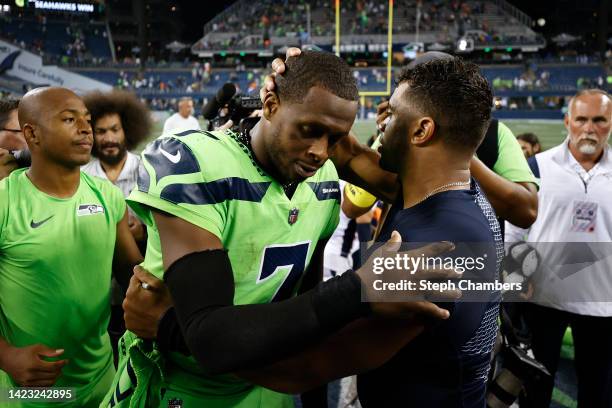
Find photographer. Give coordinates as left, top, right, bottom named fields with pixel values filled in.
left=0, top=99, right=25, bottom=151
left=0, top=99, right=24, bottom=181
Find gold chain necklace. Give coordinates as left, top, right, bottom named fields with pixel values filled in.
left=413, top=180, right=471, bottom=206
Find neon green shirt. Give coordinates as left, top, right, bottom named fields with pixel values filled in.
left=492, top=122, right=539, bottom=186
left=106, top=129, right=340, bottom=407
left=0, top=169, right=125, bottom=407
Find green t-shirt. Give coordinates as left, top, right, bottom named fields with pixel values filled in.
left=0, top=169, right=125, bottom=406
left=113, top=129, right=340, bottom=406
left=492, top=122, right=539, bottom=186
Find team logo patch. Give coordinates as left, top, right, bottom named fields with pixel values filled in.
left=168, top=398, right=183, bottom=408
left=77, top=204, right=105, bottom=217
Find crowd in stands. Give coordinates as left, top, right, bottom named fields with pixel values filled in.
left=0, top=13, right=111, bottom=65
left=195, top=0, right=539, bottom=51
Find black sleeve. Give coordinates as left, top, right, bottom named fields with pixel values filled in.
left=163, top=250, right=369, bottom=375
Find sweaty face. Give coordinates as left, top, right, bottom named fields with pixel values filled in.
left=266, top=87, right=358, bottom=183
left=93, top=113, right=127, bottom=165
left=566, top=94, right=612, bottom=157
left=34, top=92, right=93, bottom=167
left=379, top=83, right=412, bottom=173
left=0, top=109, right=26, bottom=151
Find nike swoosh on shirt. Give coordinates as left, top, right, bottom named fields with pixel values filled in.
left=159, top=148, right=181, bottom=164
left=30, top=215, right=54, bottom=229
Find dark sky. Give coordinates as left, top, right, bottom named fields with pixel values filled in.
left=176, top=1, right=234, bottom=42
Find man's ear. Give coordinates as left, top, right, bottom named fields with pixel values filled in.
left=263, top=91, right=280, bottom=121
left=411, top=117, right=436, bottom=146
left=22, top=124, right=38, bottom=149
left=564, top=113, right=570, bottom=131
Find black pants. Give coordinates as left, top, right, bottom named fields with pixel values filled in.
left=522, top=303, right=612, bottom=408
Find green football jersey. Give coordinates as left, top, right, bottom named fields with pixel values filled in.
left=0, top=169, right=125, bottom=407
left=107, top=128, right=340, bottom=407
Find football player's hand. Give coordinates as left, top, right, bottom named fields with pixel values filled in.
left=123, top=266, right=172, bottom=339
left=356, top=231, right=462, bottom=320
left=0, top=344, right=67, bottom=387
left=260, top=47, right=302, bottom=103
left=0, top=148, right=18, bottom=181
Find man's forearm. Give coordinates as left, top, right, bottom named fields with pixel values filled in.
left=331, top=134, right=399, bottom=203
left=165, top=251, right=370, bottom=375
left=0, top=337, right=13, bottom=372
left=236, top=317, right=424, bottom=394
left=470, top=158, right=538, bottom=228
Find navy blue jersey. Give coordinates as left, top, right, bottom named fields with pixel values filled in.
left=357, top=181, right=502, bottom=408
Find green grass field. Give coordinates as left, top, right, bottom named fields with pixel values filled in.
left=147, top=118, right=568, bottom=153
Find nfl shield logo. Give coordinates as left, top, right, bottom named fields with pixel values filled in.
left=288, top=208, right=299, bottom=225
left=168, top=398, right=183, bottom=408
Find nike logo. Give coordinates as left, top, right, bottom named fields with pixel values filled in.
left=159, top=148, right=181, bottom=164
left=30, top=215, right=54, bottom=229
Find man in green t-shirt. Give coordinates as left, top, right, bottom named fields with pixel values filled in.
left=0, top=87, right=143, bottom=407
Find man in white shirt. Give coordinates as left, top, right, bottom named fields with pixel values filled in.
left=505, top=89, right=612, bottom=408
left=162, top=97, right=200, bottom=134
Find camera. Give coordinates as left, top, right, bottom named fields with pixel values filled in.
left=208, top=95, right=263, bottom=133
left=487, top=340, right=551, bottom=408
left=9, top=149, right=31, bottom=168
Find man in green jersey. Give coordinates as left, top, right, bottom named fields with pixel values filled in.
left=0, top=87, right=143, bottom=407
left=103, top=51, right=461, bottom=408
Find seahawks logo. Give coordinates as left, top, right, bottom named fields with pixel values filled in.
left=76, top=204, right=105, bottom=216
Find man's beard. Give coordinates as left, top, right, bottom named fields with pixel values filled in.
left=577, top=136, right=599, bottom=155
left=95, top=142, right=127, bottom=165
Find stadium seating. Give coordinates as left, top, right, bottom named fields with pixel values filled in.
left=193, top=0, right=541, bottom=51
left=0, top=15, right=112, bottom=61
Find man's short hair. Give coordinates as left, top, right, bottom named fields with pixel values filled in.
left=83, top=90, right=152, bottom=151
left=516, top=132, right=540, bottom=146
left=397, top=57, right=492, bottom=151
left=275, top=50, right=359, bottom=103
left=0, top=99, right=19, bottom=129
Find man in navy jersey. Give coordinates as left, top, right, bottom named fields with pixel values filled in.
left=356, top=57, right=502, bottom=407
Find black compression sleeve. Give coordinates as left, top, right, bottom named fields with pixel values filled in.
left=156, top=307, right=189, bottom=355
left=164, top=250, right=370, bottom=375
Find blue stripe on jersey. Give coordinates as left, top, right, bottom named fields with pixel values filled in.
left=527, top=155, right=540, bottom=179
left=136, top=160, right=151, bottom=193
left=143, top=138, right=201, bottom=183
left=173, top=129, right=220, bottom=140
left=160, top=177, right=272, bottom=205
left=307, top=181, right=341, bottom=202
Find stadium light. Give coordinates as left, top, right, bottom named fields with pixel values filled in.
left=537, top=18, right=546, bottom=27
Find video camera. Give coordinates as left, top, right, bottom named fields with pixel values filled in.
left=9, top=149, right=31, bottom=168
left=203, top=83, right=262, bottom=133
